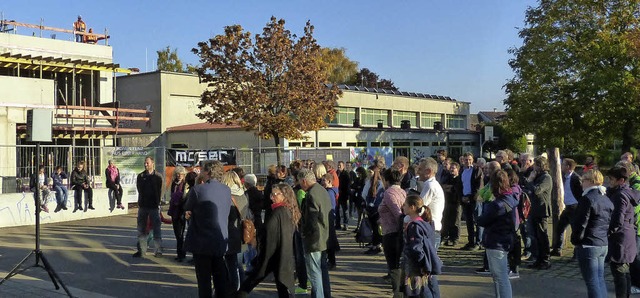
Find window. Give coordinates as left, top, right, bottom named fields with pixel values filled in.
left=392, top=111, right=417, bottom=127
left=319, top=142, right=331, bottom=147
left=361, top=108, right=388, bottom=126
left=413, top=142, right=422, bottom=146
left=393, top=142, right=411, bottom=146
left=371, top=142, right=381, bottom=147
left=381, top=142, right=390, bottom=147
left=331, top=142, right=343, bottom=147
left=357, top=141, right=368, bottom=147
left=346, top=142, right=357, bottom=147
left=329, top=107, right=357, bottom=125
left=288, top=142, right=301, bottom=147
left=446, top=115, right=466, bottom=129
left=421, top=113, right=441, bottom=129
left=302, top=142, right=314, bottom=147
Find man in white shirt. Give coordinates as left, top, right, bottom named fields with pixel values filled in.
left=416, top=157, right=446, bottom=249
left=551, top=158, right=582, bottom=256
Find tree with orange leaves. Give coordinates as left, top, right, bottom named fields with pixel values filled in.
left=192, top=17, right=341, bottom=165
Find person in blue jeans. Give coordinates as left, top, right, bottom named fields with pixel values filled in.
left=478, top=170, right=518, bottom=298
left=298, top=169, right=332, bottom=298
left=51, top=166, right=68, bottom=212
left=571, top=169, right=612, bottom=298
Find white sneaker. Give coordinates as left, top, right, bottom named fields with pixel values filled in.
left=631, top=286, right=640, bottom=294
left=508, top=271, right=520, bottom=279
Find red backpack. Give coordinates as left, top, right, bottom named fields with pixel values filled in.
left=518, top=191, right=532, bottom=223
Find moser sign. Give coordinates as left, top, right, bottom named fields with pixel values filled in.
left=166, top=149, right=236, bottom=167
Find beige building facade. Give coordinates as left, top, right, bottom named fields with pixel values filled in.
left=116, top=71, right=481, bottom=163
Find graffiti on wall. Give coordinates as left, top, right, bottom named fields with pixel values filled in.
left=349, top=148, right=393, bottom=168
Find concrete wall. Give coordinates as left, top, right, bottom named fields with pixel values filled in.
left=116, top=72, right=162, bottom=133
left=167, top=129, right=264, bottom=149
left=0, top=76, right=55, bottom=108
left=117, top=71, right=208, bottom=134
left=0, top=33, right=112, bottom=63
left=161, top=72, right=206, bottom=131
left=0, top=188, right=127, bottom=228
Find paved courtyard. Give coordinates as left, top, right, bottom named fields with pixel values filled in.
left=0, top=209, right=614, bottom=297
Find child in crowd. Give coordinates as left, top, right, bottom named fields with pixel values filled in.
left=402, top=194, right=442, bottom=298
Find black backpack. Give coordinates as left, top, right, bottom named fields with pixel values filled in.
left=355, top=213, right=373, bottom=247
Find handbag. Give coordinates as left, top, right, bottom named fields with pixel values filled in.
left=231, top=196, right=257, bottom=246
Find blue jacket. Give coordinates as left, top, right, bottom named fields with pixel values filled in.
left=571, top=187, right=613, bottom=247
left=51, top=171, right=67, bottom=188
left=184, top=179, right=231, bottom=257
left=403, top=219, right=442, bottom=277
left=477, top=192, right=518, bottom=252
left=607, top=184, right=640, bottom=264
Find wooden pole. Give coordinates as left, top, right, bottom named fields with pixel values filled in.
left=547, top=147, right=564, bottom=250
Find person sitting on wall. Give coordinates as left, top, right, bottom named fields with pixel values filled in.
left=51, top=166, right=69, bottom=212
left=70, top=161, right=94, bottom=212
left=30, top=166, right=50, bottom=213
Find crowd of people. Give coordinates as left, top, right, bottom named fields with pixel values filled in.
left=124, top=148, right=640, bottom=298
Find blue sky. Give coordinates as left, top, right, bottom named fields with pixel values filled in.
left=2, top=1, right=537, bottom=112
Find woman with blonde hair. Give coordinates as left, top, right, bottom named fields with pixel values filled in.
left=221, top=170, right=251, bottom=294
left=314, top=163, right=327, bottom=184
left=572, top=169, right=612, bottom=298
left=239, top=183, right=301, bottom=297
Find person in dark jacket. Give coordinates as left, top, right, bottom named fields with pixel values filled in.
left=571, top=169, right=613, bottom=298
left=132, top=156, right=164, bottom=258
left=551, top=158, right=583, bottom=256
left=70, top=161, right=93, bottom=212
left=441, top=162, right=462, bottom=246
left=239, top=183, right=301, bottom=298
left=478, top=170, right=518, bottom=298
left=51, top=166, right=68, bottom=212
left=184, top=160, right=231, bottom=298
left=337, top=161, right=351, bottom=231
left=402, top=194, right=442, bottom=298
left=168, top=166, right=188, bottom=262
left=523, top=156, right=553, bottom=269
left=352, top=166, right=367, bottom=229
left=105, top=160, right=124, bottom=212
left=298, top=168, right=332, bottom=298
left=263, top=165, right=285, bottom=222
left=222, top=170, right=250, bottom=294
left=244, top=174, right=264, bottom=236
left=459, top=152, right=484, bottom=251
left=607, top=166, right=640, bottom=298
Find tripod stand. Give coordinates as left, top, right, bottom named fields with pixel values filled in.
left=0, top=143, right=73, bottom=297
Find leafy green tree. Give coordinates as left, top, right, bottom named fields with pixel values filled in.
left=317, top=47, right=359, bottom=84
left=479, top=122, right=528, bottom=154
left=156, top=46, right=185, bottom=72
left=505, top=0, right=640, bottom=153
left=192, top=17, right=341, bottom=164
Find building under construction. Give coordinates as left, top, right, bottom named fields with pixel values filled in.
left=0, top=17, right=147, bottom=192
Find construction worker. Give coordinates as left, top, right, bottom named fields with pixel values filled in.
left=85, top=28, right=98, bottom=44
left=74, top=15, right=86, bottom=42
